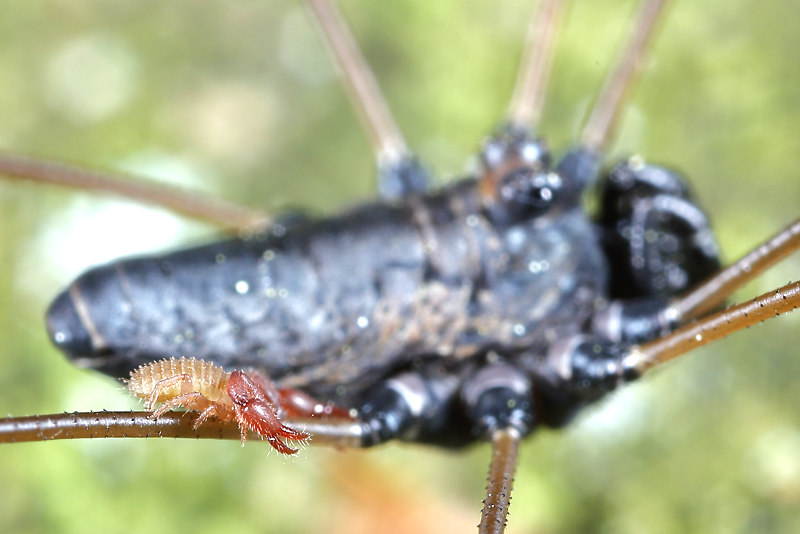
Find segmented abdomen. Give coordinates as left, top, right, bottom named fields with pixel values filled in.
left=127, top=357, right=230, bottom=404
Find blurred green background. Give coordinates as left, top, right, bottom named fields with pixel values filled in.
left=0, top=1, right=799, bottom=533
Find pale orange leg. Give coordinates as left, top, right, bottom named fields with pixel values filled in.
left=146, top=373, right=192, bottom=411
left=151, top=391, right=213, bottom=419
left=246, top=369, right=352, bottom=419
left=277, top=388, right=353, bottom=420
left=193, top=403, right=235, bottom=429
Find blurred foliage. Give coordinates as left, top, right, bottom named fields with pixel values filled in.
left=0, top=1, right=799, bottom=533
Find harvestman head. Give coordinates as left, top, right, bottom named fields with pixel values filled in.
left=0, top=1, right=798, bottom=533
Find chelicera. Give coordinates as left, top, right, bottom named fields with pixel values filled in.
left=0, top=0, right=798, bottom=533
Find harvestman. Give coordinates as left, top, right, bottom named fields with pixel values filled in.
left=0, top=1, right=798, bottom=533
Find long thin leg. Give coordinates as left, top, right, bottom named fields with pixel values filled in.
left=0, top=411, right=366, bottom=446
left=0, top=152, right=267, bottom=230
left=671, top=218, right=800, bottom=320
left=506, top=0, right=569, bottom=131
left=630, top=280, right=800, bottom=374
left=151, top=392, right=214, bottom=419
left=580, top=0, right=669, bottom=152
left=305, top=0, right=428, bottom=199
left=592, top=217, right=800, bottom=374
left=305, top=0, right=406, bottom=164
left=478, top=0, right=569, bottom=200
left=479, top=428, right=522, bottom=534
left=0, top=411, right=239, bottom=442
left=145, top=372, right=193, bottom=411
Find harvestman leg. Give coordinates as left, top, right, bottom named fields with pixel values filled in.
left=0, top=0, right=429, bottom=222
left=476, top=1, right=675, bottom=530
left=0, top=0, right=427, bottom=216
left=478, top=0, right=570, bottom=530
left=304, top=0, right=430, bottom=198
left=0, top=153, right=267, bottom=230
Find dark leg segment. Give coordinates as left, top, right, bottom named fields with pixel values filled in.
left=354, top=362, right=536, bottom=448
left=592, top=295, right=678, bottom=343
left=598, top=158, right=720, bottom=300
left=356, top=370, right=463, bottom=447
left=460, top=362, right=535, bottom=440
left=460, top=363, right=534, bottom=534
left=375, top=156, right=430, bottom=200
left=536, top=335, right=641, bottom=427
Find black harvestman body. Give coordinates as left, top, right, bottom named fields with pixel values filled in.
left=0, top=1, right=799, bottom=533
